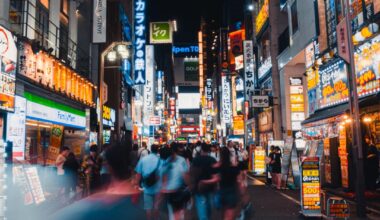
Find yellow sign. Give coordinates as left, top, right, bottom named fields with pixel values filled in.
left=290, top=94, right=304, bottom=104
left=256, top=0, right=269, bottom=33
left=291, top=103, right=304, bottom=112
left=103, top=105, right=111, bottom=120
left=233, top=115, right=244, bottom=135
left=306, top=68, right=318, bottom=90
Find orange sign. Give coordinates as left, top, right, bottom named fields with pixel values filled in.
left=233, top=115, right=244, bottom=135
left=291, top=103, right=305, bottom=112
left=290, top=94, right=304, bottom=104
left=256, top=0, right=269, bottom=33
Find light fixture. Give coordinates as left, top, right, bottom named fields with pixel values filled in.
left=248, top=4, right=254, bottom=11
left=116, top=44, right=128, bottom=53
left=107, top=51, right=117, bottom=62
left=363, top=117, right=372, bottom=123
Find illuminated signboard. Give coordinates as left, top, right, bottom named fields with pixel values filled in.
left=301, top=157, right=321, bottom=216
left=18, top=42, right=94, bottom=106
left=133, top=0, right=146, bottom=84
left=222, top=75, right=231, bottom=124
left=256, top=0, right=269, bottom=34
left=0, top=25, right=17, bottom=112
left=143, top=45, right=155, bottom=125
left=206, top=79, right=213, bottom=101
left=355, top=35, right=380, bottom=97
left=172, top=45, right=199, bottom=57
left=243, top=40, right=255, bottom=101
left=229, top=30, right=245, bottom=68
left=233, top=115, right=244, bottom=135
left=157, top=71, right=163, bottom=101
left=150, top=22, right=173, bottom=44
left=318, top=59, right=349, bottom=108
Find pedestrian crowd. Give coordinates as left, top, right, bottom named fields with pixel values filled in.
left=52, top=140, right=251, bottom=220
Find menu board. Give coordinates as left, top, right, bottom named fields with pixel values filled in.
left=319, top=59, right=349, bottom=108
left=355, top=35, right=380, bottom=98
left=338, top=128, right=349, bottom=188
left=0, top=25, right=17, bottom=112
left=301, top=157, right=321, bottom=216
left=253, top=147, right=266, bottom=174
left=25, top=167, right=45, bottom=204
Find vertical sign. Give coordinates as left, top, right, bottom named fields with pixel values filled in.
left=222, top=75, right=231, bottom=124
left=143, top=45, right=155, bottom=125
left=93, top=0, right=107, bottom=43
left=6, top=96, right=26, bottom=161
left=336, top=17, right=350, bottom=64
left=206, top=79, right=212, bottom=101
left=301, top=157, right=322, bottom=216
left=339, top=127, right=349, bottom=188
left=156, top=71, right=163, bottom=102
left=243, top=40, right=255, bottom=101
left=133, top=0, right=146, bottom=84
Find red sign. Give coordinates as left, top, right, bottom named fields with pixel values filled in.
left=180, top=126, right=199, bottom=133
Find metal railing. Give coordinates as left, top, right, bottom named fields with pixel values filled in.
left=9, top=0, right=90, bottom=77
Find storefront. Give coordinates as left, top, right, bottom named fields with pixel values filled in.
left=24, top=92, right=87, bottom=165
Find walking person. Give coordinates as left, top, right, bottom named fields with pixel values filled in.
left=82, top=145, right=101, bottom=194
left=56, top=146, right=70, bottom=196
left=266, top=146, right=275, bottom=186
left=160, top=142, right=190, bottom=220
left=227, top=141, right=238, bottom=166
left=135, top=144, right=162, bottom=220
left=130, top=143, right=140, bottom=168
left=210, top=144, right=220, bottom=161
left=99, top=144, right=111, bottom=189
left=365, top=142, right=379, bottom=191
left=138, top=142, right=150, bottom=159
left=193, top=141, right=202, bottom=159
left=216, top=147, right=242, bottom=220
left=271, top=146, right=282, bottom=190
left=190, top=143, right=218, bottom=220
left=63, top=152, right=80, bottom=197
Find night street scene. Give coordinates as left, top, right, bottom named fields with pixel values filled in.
left=1, top=0, right=380, bottom=219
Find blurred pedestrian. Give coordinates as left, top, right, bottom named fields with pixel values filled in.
left=56, top=146, right=70, bottom=194
left=99, top=144, right=111, bottom=189
left=227, top=141, right=238, bottom=166
left=138, top=142, right=150, bottom=159
left=210, top=144, right=220, bottom=161
left=216, top=147, right=241, bottom=220
left=130, top=143, right=139, bottom=168
left=237, top=143, right=249, bottom=171
left=190, top=143, right=218, bottom=220
left=63, top=152, right=80, bottom=195
left=135, top=144, right=162, bottom=220
left=82, top=145, right=101, bottom=194
left=49, top=142, right=146, bottom=220
left=193, top=141, right=202, bottom=158
left=266, top=146, right=275, bottom=186
left=160, top=142, right=190, bottom=220
left=271, top=146, right=282, bottom=190
left=365, top=142, right=379, bottom=190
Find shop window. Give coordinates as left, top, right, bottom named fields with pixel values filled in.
left=290, top=1, right=299, bottom=34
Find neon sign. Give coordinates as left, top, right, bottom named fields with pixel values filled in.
left=133, top=0, right=146, bottom=84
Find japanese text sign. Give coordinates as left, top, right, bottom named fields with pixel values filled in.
left=243, top=41, right=255, bottom=101
left=134, top=0, right=146, bottom=84
left=150, top=22, right=172, bottom=44
left=222, top=75, right=231, bottom=124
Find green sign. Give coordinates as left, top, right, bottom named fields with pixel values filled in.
left=184, top=61, right=199, bottom=81
left=150, top=22, right=172, bottom=44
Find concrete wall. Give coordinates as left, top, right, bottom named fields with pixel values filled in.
left=0, top=0, right=10, bottom=28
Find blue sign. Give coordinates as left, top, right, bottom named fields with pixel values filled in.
left=172, top=45, right=199, bottom=57
left=133, top=0, right=146, bottom=85
left=156, top=71, right=163, bottom=102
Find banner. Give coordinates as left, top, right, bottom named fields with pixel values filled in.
left=243, top=40, right=255, bottom=101
left=143, top=45, right=155, bottom=125
left=133, top=0, right=147, bottom=84
left=221, top=75, right=231, bottom=124
left=93, top=0, right=106, bottom=43
left=150, top=22, right=173, bottom=44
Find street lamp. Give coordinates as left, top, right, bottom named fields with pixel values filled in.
left=99, top=41, right=132, bottom=147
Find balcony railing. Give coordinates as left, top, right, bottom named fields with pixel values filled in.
left=9, top=0, right=90, bottom=77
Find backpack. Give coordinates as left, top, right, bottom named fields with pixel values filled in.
left=142, top=159, right=160, bottom=187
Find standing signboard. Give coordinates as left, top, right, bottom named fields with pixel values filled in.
left=300, top=157, right=322, bottom=217
left=281, top=137, right=294, bottom=183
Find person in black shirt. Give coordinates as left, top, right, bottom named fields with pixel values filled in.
left=190, top=143, right=218, bottom=220
left=63, top=152, right=80, bottom=195
left=271, top=146, right=282, bottom=189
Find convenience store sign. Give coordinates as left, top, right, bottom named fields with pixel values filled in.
left=25, top=92, right=86, bottom=129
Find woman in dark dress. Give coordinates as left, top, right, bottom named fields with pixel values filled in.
left=63, top=152, right=80, bottom=194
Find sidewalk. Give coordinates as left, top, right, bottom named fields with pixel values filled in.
left=247, top=174, right=380, bottom=219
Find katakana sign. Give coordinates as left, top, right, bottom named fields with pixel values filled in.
left=143, top=45, right=155, bottom=125
left=150, top=22, right=172, bottom=44
left=206, top=79, right=213, bottom=101
left=243, top=40, right=255, bottom=102
left=133, top=0, right=146, bottom=84
left=222, top=75, right=231, bottom=124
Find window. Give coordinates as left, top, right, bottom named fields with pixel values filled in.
left=291, top=1, right=299, bottom=34
left=61, top=0, right=69, bottom=16
left=39, top=0, right=49, bottom=9
left=35, top=1, right=49, bottom=48
left=278, top=27, right=290, bottom=54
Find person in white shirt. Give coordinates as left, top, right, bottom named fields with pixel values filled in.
left=138, top=142, right=150, bottom=159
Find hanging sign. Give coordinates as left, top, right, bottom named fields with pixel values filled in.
left=206, top=79, right=213, bottom=101
left=243, top=40, right=255, bottom=101
left=300, top=157, right=322, bottom=217
left=150, top=22, right=173, bottom=44
left=6, top=96, right=26, bottom=161
left=221, top=75, right=231, bottom=124
left=93, top=0, right=107, bottom=43
left=251, top=95, right=269, bottom=108
left=337, top=17, right=350, bottom=63
left=143, top=45, right=155, bottom=125
left=133, top=0, right=146, bottom=84
left=157, top=71, right=163, bottom=101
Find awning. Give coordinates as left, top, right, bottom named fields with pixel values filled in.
left=302, top=92, right=380, bottom=125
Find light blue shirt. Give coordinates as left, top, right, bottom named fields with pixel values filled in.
left=161, top=155, right=189, bottom=191
left=135, top=153, right=161, bottom=195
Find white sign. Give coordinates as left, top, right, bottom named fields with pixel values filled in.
left=6, top=96, right=26, bottom=161
left=235, top=55, right=244, bottom=70
left=258, top=57, right=272, bottom=79
left=291, top=112, right=305, bottom=121
left=143, top=45, right=155, bottom=125
left=26, top=101, right=86, bottom=129
left=93, top=0, right=107, bottom=43
left=133, top=0, right=147, bottom=84
left=206, top=79, right=212, bottom=101
left=222, top=76, right=231, bottom=124
left=291, top=121, right=302, bottom=131
left=243, top=41, right=255, bottom=101
left=25, top=167, right=45, bottom=204
left=290, top=85, right=304, bottom=94
left=252, top=95, right=269, bottom=108
left=149, top=116, right=161, bottom=125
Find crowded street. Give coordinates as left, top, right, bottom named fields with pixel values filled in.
left=1, top=0, right=380, bottom=219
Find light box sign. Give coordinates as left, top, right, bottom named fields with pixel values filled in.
left=25, top=92, right=86, bottom=129
left=318, top=59, right=349, bottom=108
left=150, top=22, right=172, bottom=44
left=300, top=157, right=321, bottom=216
left=222, top=75, right=232, bottom=124
left=229, top=30, right=245, bottom=69
left=355, top=35, right=380, bottom=97
left=172, top=45, right=199, bottom=57
left=6, top=96, right=26, bottom=161
left=0, top=25, right=17, bottom=112
left=133, top=0, right=147, bottom=84
left=143, top=45, right=155, bottom=125
left=256, top=0, right=269, bottom=34
left=206, top=79, right=213, bottom=101
left=243, top=40, right=255, bottom=101
left=157, top=71, right=163, bottom=101
left=93, top=0, right=107, bottom=43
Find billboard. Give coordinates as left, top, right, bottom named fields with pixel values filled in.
left=150, top=22, right=173, bottom=44
left=133, top=0, right=147, bottom=84
left=178, top=93, right=200, bottom=110
left=173, top=57, right=199, bottom=86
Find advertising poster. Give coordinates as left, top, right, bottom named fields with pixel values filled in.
left=46, top=125, right=64, bottom=165
left=318, top=59, right=349, bottom=108
left=339, top=128, right=349, bottom=188
left=233, top=115, right=244, bottom=135
left=301, top=157, right=321, bottom=216
left=6, top=96, right=26, bottom=161
left=0, top=25, right=17, bottom=112
left=355, top=35, right=380, bottom=97
left=253, top=146, right=266, bottom=174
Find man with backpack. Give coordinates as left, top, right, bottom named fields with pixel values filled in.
left=135, top=144, right=161, bottom=220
